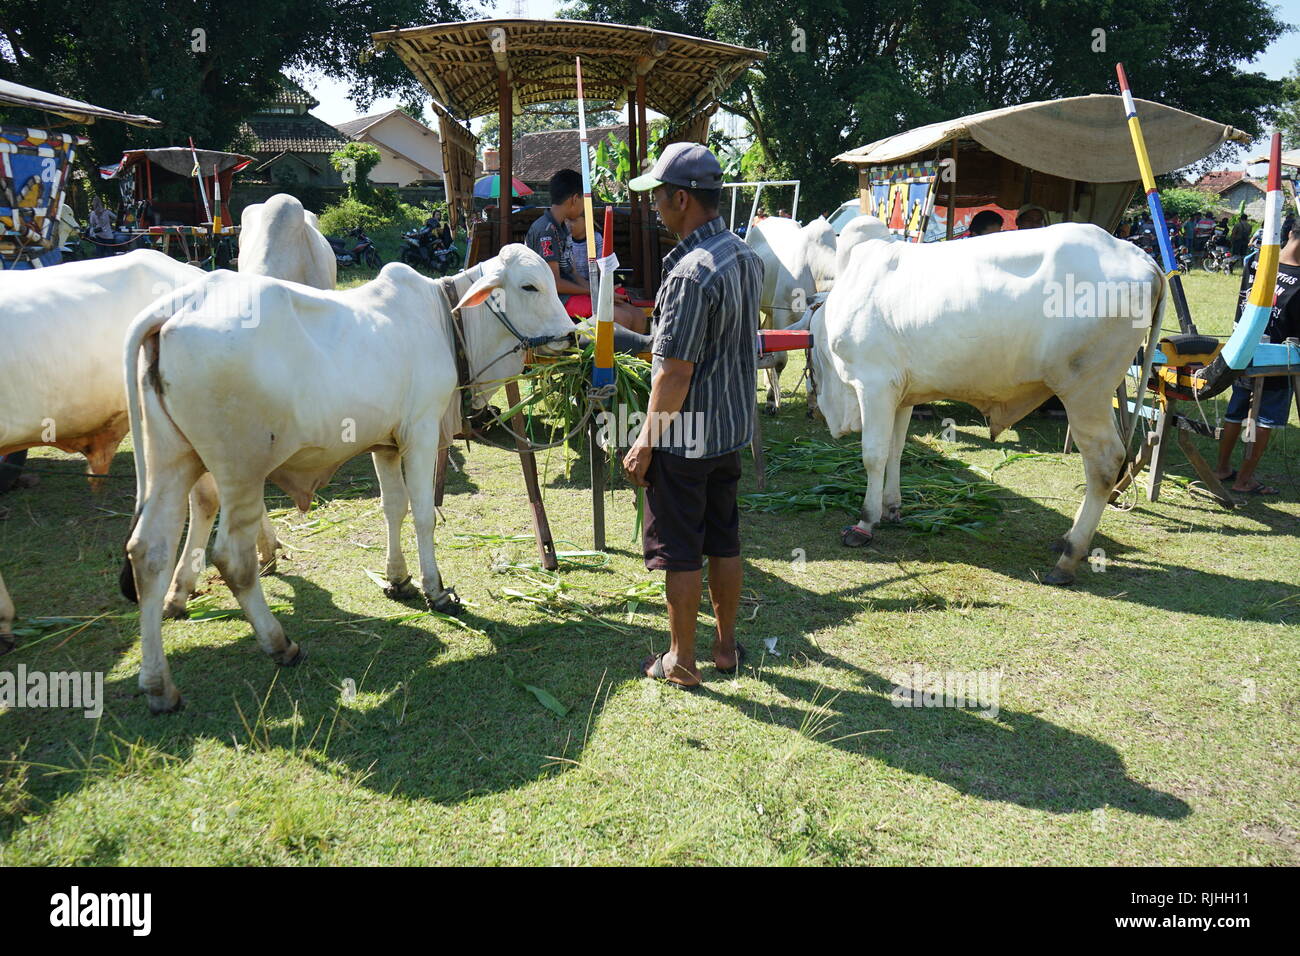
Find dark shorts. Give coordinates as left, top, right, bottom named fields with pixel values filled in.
left=1225, top=379, right=1293, bottom=429
left=643, top=451, right=742, bottom=572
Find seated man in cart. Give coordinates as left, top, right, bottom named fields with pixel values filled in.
left=1214, top=214, right=1300, bottom=496
left=525, top=168, right=648, bottom=335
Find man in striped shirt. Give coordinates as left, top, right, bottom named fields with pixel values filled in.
left=623, top=142, right=763, bottom=688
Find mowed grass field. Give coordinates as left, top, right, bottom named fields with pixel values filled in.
left=1, top=269, right=1296, bottom=865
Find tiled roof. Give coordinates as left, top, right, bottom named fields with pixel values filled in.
left=1195, top=169, right=1260, bottom=194
left=511, top=124, right=629, bottom=183
left=239, top=114, right=349, bottom=154
left=268, top=75, right=319, bottom=110
left=335, top=112, right=388, bottom=139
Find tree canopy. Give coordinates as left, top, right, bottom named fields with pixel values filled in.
left=0, top=0, right=467, bottom=174
left=565, top=0, right=1289, bottom=215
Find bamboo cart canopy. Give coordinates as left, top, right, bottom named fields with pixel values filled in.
left=375, top=17, right=765, bottom=292
left=372, top=18, right=764, bottom=123
left=834, top=94, right=1252, bottom=233
left=0, top=79, right=161, bottom=127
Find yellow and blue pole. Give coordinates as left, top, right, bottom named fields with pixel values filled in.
left=1116, top=63, right=1195, bottom=334
left=576, top=57, right=614, bottom=389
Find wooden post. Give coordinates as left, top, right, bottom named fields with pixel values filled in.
left=946, top=140, right=957, bottom=240
left=498, top=66, right=513, bottom=251
left=636, top=74, right=656, bottom=297
left=858, top=168, right=869, bottom=215
left=590, top=418, right=606, bottom=551
left=505, top=379, right=559, bottom=571
left=627, top=97, right=642, bottom=291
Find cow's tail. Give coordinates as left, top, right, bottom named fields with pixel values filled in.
left=119, top=283, right=193, bottom=603
left=1124, top=263, right=1168, bottom=451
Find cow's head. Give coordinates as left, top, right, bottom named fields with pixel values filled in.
left=452, top=243, right=576, bottom=405
left=806, top=292, right=863, bottom=437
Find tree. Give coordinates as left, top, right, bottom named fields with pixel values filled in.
left=566, top=0, right=1288, bottom=216
left=1279, top=58, right=1300, bottom=149
left=0, top=0, right=468, bottom=177
left=331, top=141, right=382, bottom=195
left=477, top=101, right=620, bottom=150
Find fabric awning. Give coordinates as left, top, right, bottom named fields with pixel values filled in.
left=834, top=94, right=1251, bottom=183
left=104, top=148, right=254, bottom=178
left=0, top=79, right=161, bottom=127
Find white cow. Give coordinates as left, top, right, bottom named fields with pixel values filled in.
left=238, top=193, right=336, bottom=290
left=122, top=246, right=574, bottom=712
left=150, top=194, right=339, bottom=619
left=810, top=223, right=1165, bottom=584
left=0, top=251, right=204, bottom=648
left=747, top=216, right=838, bottom=413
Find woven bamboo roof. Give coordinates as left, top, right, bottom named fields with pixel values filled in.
left=372, top=18, right=764, bottom=123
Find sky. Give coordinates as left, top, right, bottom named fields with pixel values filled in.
left=305, top=0, right=1298, bottom=167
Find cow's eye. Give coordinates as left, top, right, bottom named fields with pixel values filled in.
left=522, top=284, right=539, bottom=293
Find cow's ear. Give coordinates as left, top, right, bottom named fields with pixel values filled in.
left=453, top=272, right=502, bottom=312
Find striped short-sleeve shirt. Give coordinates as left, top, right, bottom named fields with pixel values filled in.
left=650, top=216, right=763, bottom=458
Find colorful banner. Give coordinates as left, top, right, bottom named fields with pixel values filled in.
left=865, top=161, right=938, bottom=241
left=0, top=126, right=85, bottom=265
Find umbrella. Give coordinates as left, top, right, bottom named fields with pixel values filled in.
left=474, top=174, right=533, bottom=199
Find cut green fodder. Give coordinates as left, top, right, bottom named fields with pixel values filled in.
left=741, top=437, right=1004, bottom=533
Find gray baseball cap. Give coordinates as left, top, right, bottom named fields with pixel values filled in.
left=629, top=142, right=724, bottom=192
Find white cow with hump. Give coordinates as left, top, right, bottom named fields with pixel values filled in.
left=122, top=246, right=575, bottom=712
left=148, top=193, right=340, bottom=619
left=746, top=216, right=837, bottom=413
left=810, top=222, right=1165, bottom=584
left=0, top=251, right=204, bottom=649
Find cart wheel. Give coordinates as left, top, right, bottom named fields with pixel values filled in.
left=0, top=450, right=28, bottom=495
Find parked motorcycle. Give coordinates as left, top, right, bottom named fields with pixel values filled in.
left=1201, top=244, right=1239, bottom=275
left=328, top=227, right=382, bottom=269
left=399, top=220, right=461, bottom=276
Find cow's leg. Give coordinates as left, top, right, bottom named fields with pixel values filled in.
left=882, top=404, right=912, bottom=523
left=209, top=483, right=302, bottom=666
left=256, top=504, right=280, bottom=576
left=843, top=391, right=897, bottom=548
left=0, top=570, right=14, bottom=654
left=162, top=472, right=220, bottom=619
left=403, top=442, right=459, bottom=613
left=128, top=458, right=202, bottom=714
left=1045, top=397, right=1126, bottom=585
left=371, top=448, right=417, bottom=600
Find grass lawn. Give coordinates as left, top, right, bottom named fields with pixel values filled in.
left=1, top=269, right=1296, bottom=865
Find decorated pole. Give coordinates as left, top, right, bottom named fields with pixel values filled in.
left=188, top=137, right=212, bottom=226
left=211, top=165, right=223, bottom=234
left=1221, top=132, right=1284, bottom=371
left=1115, top=63, right=1195, bottom=334
left=576, top=57, right=614, bottom=389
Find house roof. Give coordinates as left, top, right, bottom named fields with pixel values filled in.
left=1197, top=169, right=1264, bottom=195
left=372, top=18, right=763, bottom=123
left=239, top=113, right=349, bottom=154
left=512, top=124, right=629, bottom=182
left=269, top=75, right=319, bottom=110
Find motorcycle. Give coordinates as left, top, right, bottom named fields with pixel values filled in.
left=328, top=227, right=382, bottom=269
left=1201, top=243, right=1239, bottom=275
left=399, top=220, right=461, bottom=276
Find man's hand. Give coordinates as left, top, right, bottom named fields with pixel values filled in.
left=623, top=440, right=653, bottom=487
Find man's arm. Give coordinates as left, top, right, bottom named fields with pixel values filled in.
left=549, top=260, right=590, bottom=296
left=623, top=357, right=694, bottom=487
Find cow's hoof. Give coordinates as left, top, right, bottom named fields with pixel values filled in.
left=259, top=558, right=278, bottom=577
left=383, top=576, right=418, bottom=601
left=146, top=689, right=185, bottom=715
left=426, top=587, right=462, bottom=615
left=883, top=505, right=903, bottom=523
left=0, top=634, right=15, bottom=656
left=277, top=642, right=305, bottom=667
left=162, top=598, right=190, bottom=620
left=841, top=525, right=873, bottom=548
left=763, top=404, right=778, bottom=417
left=1043, top=568, right=1075, bottom=586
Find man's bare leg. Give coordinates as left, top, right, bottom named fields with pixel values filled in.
left=614, top=302, right=649, bottom=334
left=706, top=555, right=742, bottom=670
left=649, top=568, right=703, bottom=685
left=1233, top=425, right=1276, bottom=492
left=1214, top=421, right=1242, bottom=478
